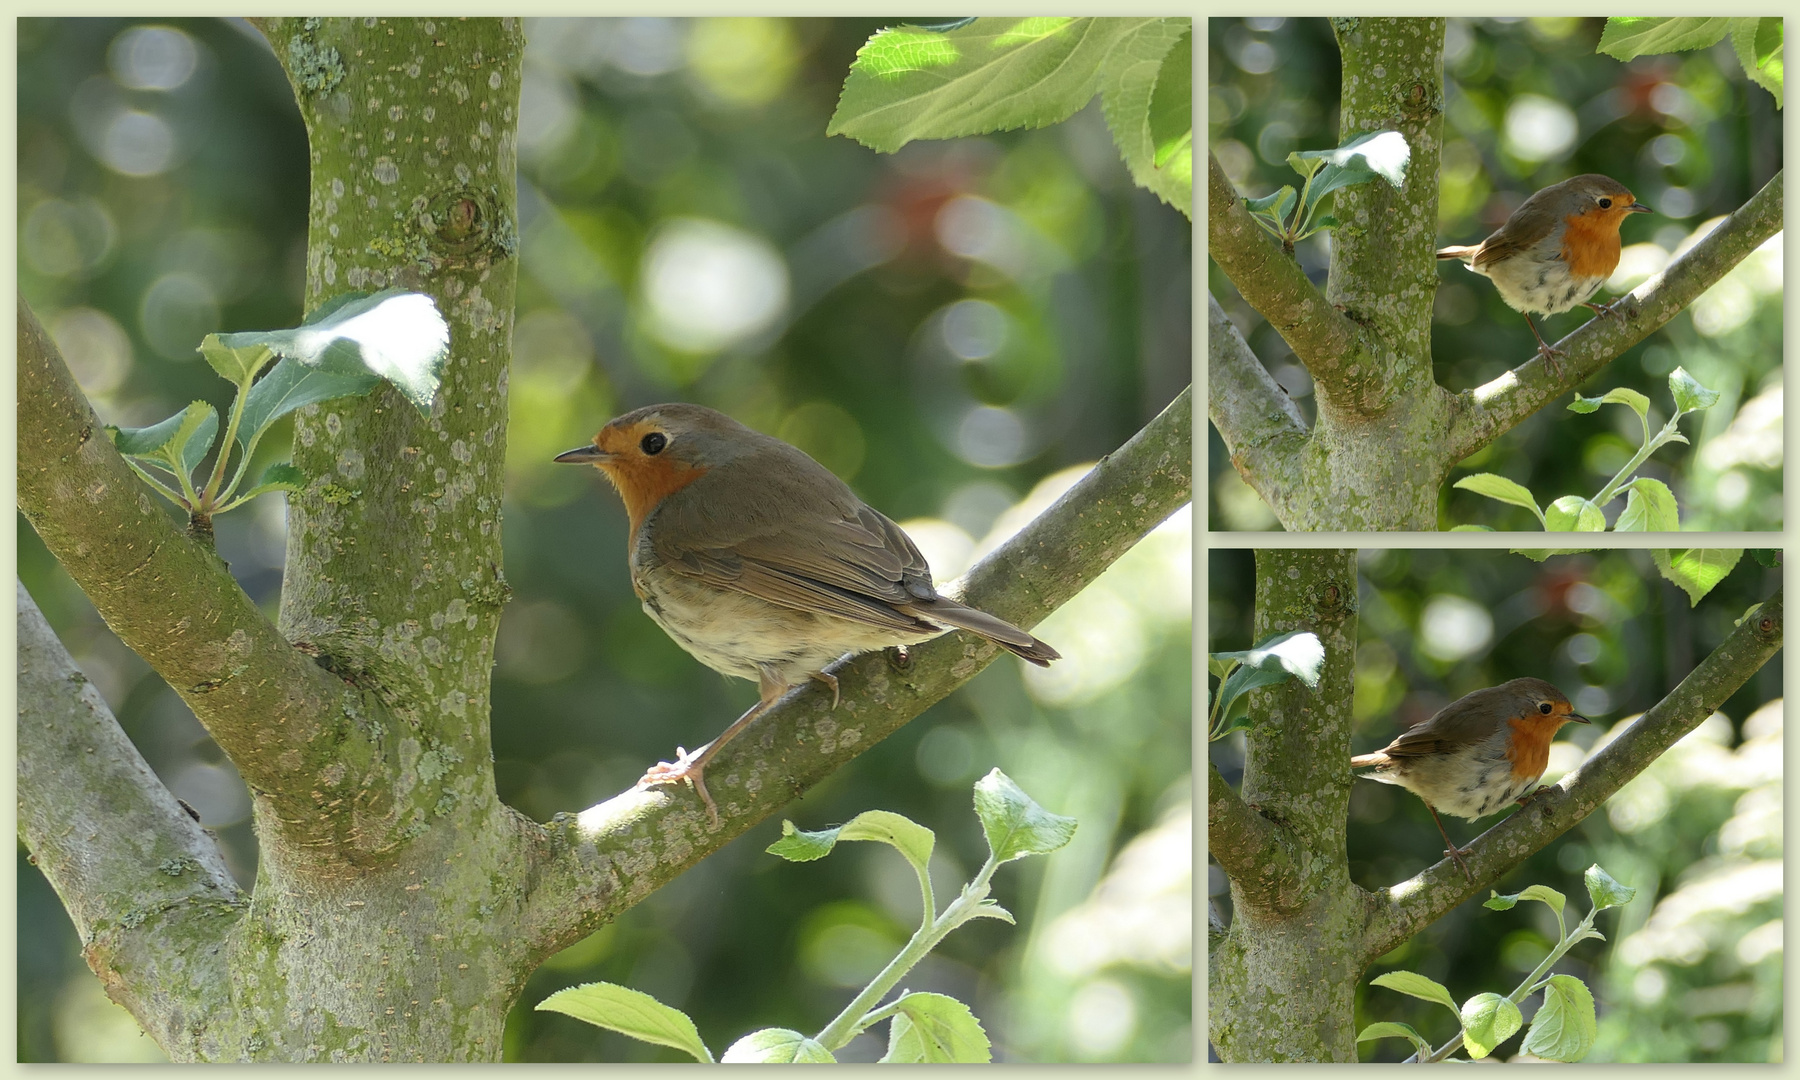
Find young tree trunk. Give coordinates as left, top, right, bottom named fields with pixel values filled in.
left=1207, top=18, right=1785, bottom=530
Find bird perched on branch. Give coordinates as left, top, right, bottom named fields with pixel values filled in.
left=556, top=403, right=1058, bottom=825
left=1351, top=677, right=1588, bottom=881
left=1437, top=174, right=1652, bottom=367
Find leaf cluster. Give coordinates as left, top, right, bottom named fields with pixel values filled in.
left=1359, top=865, right=1637, bottom=1062
left=537, top=769, right=1075, bottom=1063
left=1242, top=130, right=1411, bottom=251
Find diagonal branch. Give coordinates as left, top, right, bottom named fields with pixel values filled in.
left=18, top=581, right=243, bottom=1053
left=1209, top=761, right=1303, bottom=912
left=1208, top=291, right=1309, bottom=499
left=1444, top=170, right=1784, bottom=463
left=1207, top=153, right=1371, bottom=394
left=1358, top=585, right=1782, bottom=962
left=16, top=294, right=370, bottom=835
left=517, top=387, right=1193, bottom=958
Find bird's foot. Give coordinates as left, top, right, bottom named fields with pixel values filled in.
left=1442, top=844, right=1475, bottom=882
left=1584, top=297, right=1628, bottom=318
left=812, top=670, right=840, bottom=710
left=1515, top=785, right=1552, bottom=808
left=637, top=746, right=720, bottom=827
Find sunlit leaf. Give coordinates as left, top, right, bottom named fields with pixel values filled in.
left=536, top=982, right=714, bottom=1063
left=878, top=993, right=992, bottom=1063
left=973, top=768, right=1076, bottom=863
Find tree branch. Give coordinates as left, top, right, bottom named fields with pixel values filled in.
left=1208, top=762, right=1303, bottom=910
left=1207, top=154, right=1369, bottom=383
left=1208, top=292, right=1309, bottom=486
left=18, top=580, right=243, bottom=1054
left=1359, top=585, right=1782, bottom=962
left=1445, top=169, right=1784, bottom=462
left=518, top=387, right=1192, bottom=957
left=16, top=294, right=366, bottom=835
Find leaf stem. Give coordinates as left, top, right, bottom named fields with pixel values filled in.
left=814, top=853, right=1003, bottom=1051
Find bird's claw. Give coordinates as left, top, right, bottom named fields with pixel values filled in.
left=1442, top=845, right=1475, bottom=882
left=636, top=746, right=721, bottom=827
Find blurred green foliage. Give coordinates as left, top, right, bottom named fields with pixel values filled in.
left=1207, top=547, right=1781, bottom=1063
left=1207, top=17, right=1782, bottom=532
left=17, top=17, right=1190, bottom=1063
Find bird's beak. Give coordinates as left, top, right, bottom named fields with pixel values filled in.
left=1625, top=202, right=1652, bottom=214
left=553, top=444, right=610, bottom=464
left=1568, top=712, right=1591, bottom=724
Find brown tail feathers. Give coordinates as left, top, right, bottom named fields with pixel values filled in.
left=909, top=598, right=1060, bottom=667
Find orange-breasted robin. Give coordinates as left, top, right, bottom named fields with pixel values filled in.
left=1350, top=677, right=1588, bottom=880
left=556, top=403, right=1059, bottom=825
left=1437, top=174, right=1652, bottom=365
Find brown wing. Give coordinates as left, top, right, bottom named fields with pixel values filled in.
left=1375, top=685, right=1517, bottom=759
left=647, top=446, right=939, bottom=634
left=1468, top=186, right=1560, bottom=270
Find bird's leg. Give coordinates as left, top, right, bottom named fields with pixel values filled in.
left=638, top=668, right=790, bottom=826
left=1425, top=803, right=1475, bottom=882
left=1583, top=296, right=1629, bottom=318
left=1521, top=314, right=1565, bottom=374
left=812, top=670, right=840, bottom=710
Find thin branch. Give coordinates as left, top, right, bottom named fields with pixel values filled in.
left=518, top=387, right=1193, bottom=958
left=1445, top=170, right=1784, bottom=462
left=16, top=293, right=371, bottom=839
left=1207, top=154, right=1368, bottom=382
left=18, top=581, right=242, bottom=1053
left=1208, top=762, right=1303, bottom=912
left=1207, top=292, right=1309, bottom=481
left=1359, top=586, right=1782, bottom=962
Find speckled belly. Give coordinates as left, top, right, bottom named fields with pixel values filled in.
left=1471, top=255, right=1605, bottom=317
left=1371, top=736, right=1540, bottom=821
left=635, top=567, right=943, bottom=688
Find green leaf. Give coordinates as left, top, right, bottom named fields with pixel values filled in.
left=1210, top=630, right=1325, bottom=734
left=1099, top=20, right=1193, bottom=214
left=1653, top=548, right=1743, bottom=606
left=232, top=462, right=308, bottom=504
left=969, top=899, right=1015, bottom=924
left=1750, top=548, right=1782, bottom=569
left=878, top=993, right=993, bottom=1063
left=722, top=1028, right=836, bottom=1063
left=1520, top=974, right=1596, bottom=1062
left=1730, top=19, right=1783, bottom=106
left=972, top=768, right=1077, bottom=863
left=828, top=17, right=1157, bottom=153
left=1244, top=186, right=1296, bottom=220
left=1596, top=17, right=1737, bottom=60
left=1461, top=992, right=1523, bottom=1060
left=236, top=357, right=383, bottom=453
left=1545, top=496, right=1605, bottom=532
left=109, top=401, right=220, bottom=483
left=1453, top=473, right=1544, bottom=525
left=1583, top=865, right=1637, bottom=912
left=1207, top=656, right=1238, bottom=681
left=1449, top=524, right=1495, bottom=532
left=536, top=982, right=714, bottom=1063
left=840, top=810, right=937, bottom=881
left=1483, top=884, right=1566, bottom=918
left=1354, top=1021, right=1430, bottom=1055
left=218, top=288, right=449, bottom=415
left=198, top=335, right=276, bottom=387
left=1667, top=366, right=1721, bottom=414
left=766, top=820, right=846, bottom=862
left=1566, top=386, right=1650, bottom=421
left=1294, top=130, right=1411, bottom=215
left=1510, top=546, right=1596, bottom=562
left=1614, top=478, right=1680, bottom=532
left=1371, top=971, right=1461, bottom=1022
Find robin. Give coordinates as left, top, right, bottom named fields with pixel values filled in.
left=1436, top=174, right=1652, bottom=366
left=1350, top=677, right=1589, bottom=881
left=555, top=403, right=1059, bottom=825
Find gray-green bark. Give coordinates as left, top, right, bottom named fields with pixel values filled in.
left=16, top=19, right=1192, bottom=1060
left=1206, top=554, right=1783, bottom=1062
left=1207, top=17, right=1785, bottom=530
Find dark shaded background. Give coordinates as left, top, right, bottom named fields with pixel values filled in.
left=1209, top=547, right=1782, bottom=1062
left=18, top=17, right=1192, bottom=1062
left=1208, top=17, right=1782, bottom=531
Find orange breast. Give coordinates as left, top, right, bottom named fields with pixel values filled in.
left=1504, top=715, right=1554, bottom=781
left=599, top=456, right=709, bottom=539
left=1560, top=211, right=1625, bottom=279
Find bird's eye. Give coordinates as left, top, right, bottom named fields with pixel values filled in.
left=1598, top=197, right=1614, bottom=209
left=640, top=432, right=667, bottom=455
left=1539, top=701, right=1553, bottom=715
